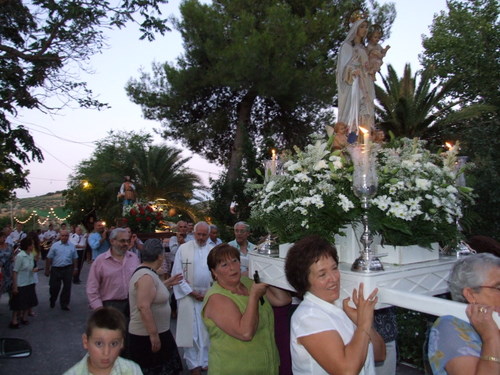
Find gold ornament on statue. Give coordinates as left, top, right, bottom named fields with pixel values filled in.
left=349, top=8, right=368, bottom=26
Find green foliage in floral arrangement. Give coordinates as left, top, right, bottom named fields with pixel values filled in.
left=370, top=137, right=475, bottom=247
left=122, top=203, right=165, bottom=234
left=248, top=134, right=474, bottom=248
left=248, top=135, right=360, bottom=244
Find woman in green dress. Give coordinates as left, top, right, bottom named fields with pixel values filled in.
left=202, top=244, right=291, bottom=375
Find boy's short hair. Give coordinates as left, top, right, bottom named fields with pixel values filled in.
left=85, top=307, right=126, bottom=337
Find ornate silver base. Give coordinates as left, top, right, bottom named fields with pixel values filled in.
left=351, top=255, right=384, bottom=272
left=351, top=197, right=384, bottom=273
left=256, top=234, right=279, bottom=256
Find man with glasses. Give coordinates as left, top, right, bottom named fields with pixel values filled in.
left=86, top=228, right=140, bottom=318
left=228, top=221, right=255, bottom=276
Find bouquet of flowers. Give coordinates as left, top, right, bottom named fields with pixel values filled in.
left=122, top=203, right=164, bottom=233
left=369, top=137, right=474, bottom=247
left=248, top=136, right=360, bottom=244
left=249, top=135, right=474, bottom=248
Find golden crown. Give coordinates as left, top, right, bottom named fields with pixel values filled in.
left=349, top=9, right=368, bottom=25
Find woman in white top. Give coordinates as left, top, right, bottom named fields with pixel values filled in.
left=285, top=235, right=385, bottom=375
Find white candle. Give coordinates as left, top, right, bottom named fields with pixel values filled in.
left=360, top=127, right=370, bottom=175
left=271, top=149, right=277, bottom=175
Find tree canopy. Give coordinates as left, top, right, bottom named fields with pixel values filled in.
left=0, top=0, right=171, bottom=202
left=126, top=0, right=395, bottom=221
left=64, top=131, right=202, bottom=225
left=420, top=0, right=499, bottom=106
left=375, top=63, right=494, bottom=142
left=420, top=0, right=500, bottom=238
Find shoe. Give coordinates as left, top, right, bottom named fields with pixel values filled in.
left=61, top=306, right=71, bottom=311
left=9, top=322, right=20, bottom=329
left=21, top=319, right=29, bottom=325
left=73, top=280, right=81, bottom=285
left=50, top=301, right=55, bottom=308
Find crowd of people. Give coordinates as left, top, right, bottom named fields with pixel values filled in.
left=0, top=218, right=499, bottom=375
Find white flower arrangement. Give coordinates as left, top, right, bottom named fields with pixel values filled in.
left=369, top=137, right=473, bottom=247
left=248, top=136, right=359, bottom=243
left=248, top=136, right=473, bottom=248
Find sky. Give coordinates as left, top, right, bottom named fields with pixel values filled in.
left=11, top=0, right=448, bottom=199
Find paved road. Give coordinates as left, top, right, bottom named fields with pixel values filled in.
left=0, top=258, right=424, bottom=375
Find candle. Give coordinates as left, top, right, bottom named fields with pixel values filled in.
left=271, top=149, right=277, bottom=175
left=359, top=127, right=370, bottom=175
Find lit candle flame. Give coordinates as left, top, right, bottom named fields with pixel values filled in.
left=359, top=126, right=369, bottom=145
left=359, top=127, right=369, bottom=135
left=445, top=142, right=453, bottom=150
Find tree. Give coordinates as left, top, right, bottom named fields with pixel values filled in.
left=420, top=0, right=500, bottom=106
left=64, top=131, right=202, bottom=225
left=375, top=63, right=493, bottom=142
left=0, top=112, right=43, bottom=202
left=420, top=0, right=500, bottom=238
left=64, top=131, right=152, bottom=225
left=0, top=0, right=171, bottom=202
left=126, top=0, right=396, bottom=222
left=130, top=144, right=204, bottom=220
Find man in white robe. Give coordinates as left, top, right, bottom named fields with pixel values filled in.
left=172, top=221, right=214, bottom=375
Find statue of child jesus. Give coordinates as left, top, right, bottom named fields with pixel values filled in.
left=367, top=25, right=390, bottom=81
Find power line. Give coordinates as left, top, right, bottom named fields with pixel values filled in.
left=29, top=176, right=68, bottom=182
left=37, top=145, right=74, bottom=170
left=9, top=119, right=98, bottom=147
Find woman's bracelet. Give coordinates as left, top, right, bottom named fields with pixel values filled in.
left=480, top=355, right=500, bottom=363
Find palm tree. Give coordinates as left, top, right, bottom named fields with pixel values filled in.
left=375, top=64, right=493, bottom=142
left=131, top=145, right=205, bottom=221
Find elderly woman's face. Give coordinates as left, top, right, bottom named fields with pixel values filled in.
left=307, top=255, right=340, bottom=303
left=472, top=266, right=500, bottom=312
left=213, top=256, right=241, bottom=284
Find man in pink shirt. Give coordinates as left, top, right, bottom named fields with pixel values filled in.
left=86, top=228, right=140, bottom=318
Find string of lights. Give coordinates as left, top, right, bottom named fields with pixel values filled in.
left=13, top=207, right=71, bottom=224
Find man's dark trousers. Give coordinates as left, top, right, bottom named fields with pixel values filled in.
left=49, top=265, right=73, bottom=308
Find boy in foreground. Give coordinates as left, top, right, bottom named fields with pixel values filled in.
left=63, top=307, right=142, bottom=375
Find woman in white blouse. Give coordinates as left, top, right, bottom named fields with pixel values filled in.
left=285, top=235, right=385, bottom=375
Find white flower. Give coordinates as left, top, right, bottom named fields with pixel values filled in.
left=285, top=161, right=302, bottom=172
left=415, top=178, right=431, bottom=190
left=372, top=195, right=391, bottom=211
left=265, top=180, right=276, bottom=192
left=338, top=194, right=354, bottom=212
left=446, top=185, right=458, bottom=194
left=313, top=159, right=328, bottom=171
left=293, top=173, right=312, bottom=183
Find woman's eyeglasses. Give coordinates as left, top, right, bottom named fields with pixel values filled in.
left=477, top=285, right=500, bottom=291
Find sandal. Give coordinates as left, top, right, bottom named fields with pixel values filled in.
left=21, top=319, right=30, bottom=325
left=9, top=322, right=20, bottom=329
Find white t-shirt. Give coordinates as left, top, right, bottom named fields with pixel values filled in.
left=291, top=292, right=375, bottom=375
